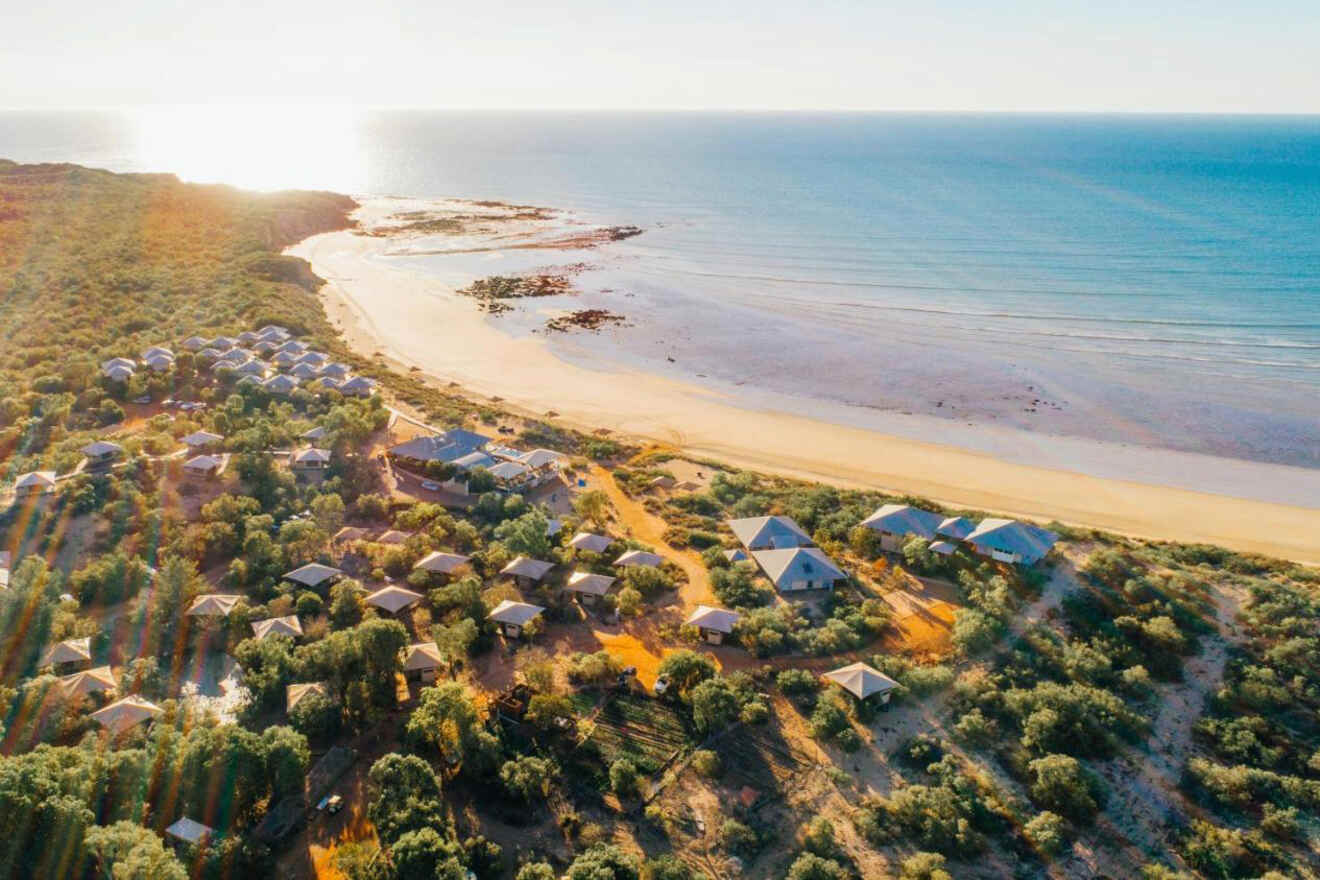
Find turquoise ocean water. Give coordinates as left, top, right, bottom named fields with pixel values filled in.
left=2, top=111, right=1317, bottom=466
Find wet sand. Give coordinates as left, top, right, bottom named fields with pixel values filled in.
left=288, top=199, right=1320, bottom=563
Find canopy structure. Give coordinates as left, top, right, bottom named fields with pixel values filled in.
left=184, top=454, right=224, bottom=475
left=488, top=600, right=544, bottom=627
left=500, top=557, right=555, bottom=581
left=414, top=551, right=471, bottom=574
left=823, top=662, right=899, bottom=700
left=181, top=430, right=223, bottom=448
left=403, top=642, right=445, bottom=671
left=91, top=695, right=163, bottom=732
left=332, top=526, right=371, bottom=544
left=284, top=563, right=343, bottom=588
left=251, top=615, right=303, bottom=639
left=286, top=682, right=329, bottom=713
left=42, top=637, right=91, bottom=667
left=685, top=605, right=741, bottom=634
left=15, top=471, right=57, bottom=493
left=186, top=594, right=242, bottom=617
left=165, top=817, right=214, bottom=845
left=727, top=515, right=812, bottom=550
left=569, top=532, right=613, bottom=554
left=365, top=585, right=423, bottom=614
left=565, top=571, right=616, bottom=597
left=614, top=549, right=663, bottom=568
left=81, top=440, right=124, bottom=459
left=375, top=530, right=411, bottom=545
left=859, top=504, right=942, bottom=540
left=61, top=666, right=117, bottom=698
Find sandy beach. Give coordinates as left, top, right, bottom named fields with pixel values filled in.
left=289, top=198, right=1320, bottom=563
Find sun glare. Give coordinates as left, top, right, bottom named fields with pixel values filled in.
left=129, top=104, right=366, bottom=193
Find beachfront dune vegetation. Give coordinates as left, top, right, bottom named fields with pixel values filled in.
left=0, top=162, right=1318, bottom=880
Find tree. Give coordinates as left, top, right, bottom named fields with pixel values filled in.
left=609, top=757, right=640, bottom=797
left=784, top=853, right=849, bottom=880
left=690, top=678, right=740, bottom=734
left=500, top=756, right=557, bottom=802
left=262, top=725, right=311, bottom=797
left=802, top=816, right=836, bottom=858
left=525, top=694, right=576, bottom=731
left=572, top=490, right=610, bottom=528
left=951, top=608, right=1002, bottom=656
left=311, top=493, right=346, bottom=535
left=406, top=682, right=500, bottom=776
left=390, top=827, right=462, bottom=880
left=1024, top=811, right=1068, bottom=856
left=1027, top=754, right=1104, bottom=822
left=179, top=725, right=270, bottom=827
left=493, top=509, right=552, bottom=559
left=517, top=864, right=556, bottom=880
left=566, top=844, right=640, bottom=880
left=367, top=754, right=448, bottom=844
left=898, top=852, right=952, bottom=880
left=657, top=650, right=717, bottom=698
left=85, top=821, right=187, bottom=880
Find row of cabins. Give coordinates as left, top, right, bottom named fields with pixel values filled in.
left=859, top=503, right=1058, bottom=566
left=387, top=428, right=565, bottom=495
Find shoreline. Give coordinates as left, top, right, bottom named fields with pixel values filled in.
left=287, top=198, right=1320, bottom=563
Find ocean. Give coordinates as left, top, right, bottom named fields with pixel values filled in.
left=3, top=109, right=1318, bottom=467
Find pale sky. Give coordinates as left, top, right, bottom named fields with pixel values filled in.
left=3, top=0, right=1318, bottom=112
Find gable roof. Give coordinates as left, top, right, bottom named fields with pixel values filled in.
left=723, top=548, right=749, bottom=563
left=284, top=563, right=343, bottom=587
left=101, top=357, right=136, bottom=372
left=340, top=376, right=377, bottom=395
left=501, top=556, right=554, bottom=580
left=516, top=448, right=564, bottom=469
left=15, top=471, right=57, bottom=491
left=751, top=546, right=846, bottom=587
left=333, top=526, right=371, bottom=544
left=292, top=447, right=331, bottom=464
left=686, top=605, right=741, bottom=634
left=964, top=518, right=1058, bottom=564
left=823, top=662, right=899, bottom=699
left=60, top=665, right=117, bottom=697
left=375, top=530, right=411, bottom=545
left=389, top=429, right=491, bottom=463
left=263, top=374, right=299, bottom=393
left=488, top=600, right=544, bottom=627
left=403, top=642, right=444, bottom=671
left=251, top=615, right=303, bottom=639
left=286, top=682, right=328, bottom=712
left=565, top=571, right=616, bottom=596
left=42, top=637, right=91, bottom=666
left=103, top=365, right=134, bottom=381
left=727, top=516, right=812, bottom=550
left=453, top=451, right=497, bottom=471
left=614, top=549, right=663, bottom=568
left=365, top=585, right=423, bottom=614
left=184, top=454, right=223, bottom=472
left=186, top=594, right=242, bottom=617
left=81, top=440, right=123, bottom=457
left=569, top=532, right=613, bottom=554
left=488, top=461, right=530, bottom=481
left=90, top=695, right=163, bottom=732
left=937, top=516, right=977, bottom=540
left=414, top=551, right=471, bottom=574
left=860, top=504, right=942, bottom=539
left=182, top=430, right=223, bottom=447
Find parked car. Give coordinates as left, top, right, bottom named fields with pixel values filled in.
left=652, top=673, right=671, bottom=697
left=421, top=479, right=441, bottom=491
left=316, top=794, right=343, bottom=814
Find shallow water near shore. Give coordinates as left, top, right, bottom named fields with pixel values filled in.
left=4, top=109, right=1318, bottom=473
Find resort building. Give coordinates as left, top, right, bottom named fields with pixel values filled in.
left=42, top=637, right=92, bottom=670
left=375, top=529, right=411, bottom=545
left=365, top=585, right=423, bottom=616
left=103, top=364, right=134, bottom=382
left=936, top=516, right=977, bottom=541
left=289, top=362, right=320, bottom=381
left=143, top=353, right=175, bottom=372
left=723, top=548, right=750, bottom=563
left=60, top=666, right=118, bottom=698
left=181, top=336, right=208, bottom=351
left=751, top=546, right=847, bottom=592
left=183, top=454, right=224, bottom=478
left=208, top=336, right=238, bottom=351
left=142, top=345, right=174, bottom=361
left=388, top=429, right=492, bottom=468
left=569, top=532, right=613, bottom=554
left=685, top=605, right=741, bottom=645
left=165, top=818, right=214, bottom=848
left=823, top=662, right=899, bottom=705
left=291, top=448, right=332, bottom=473
left=339, top=376, right=377, bottom=397
left=101, top=357, right=136, bottom=376
left=283, top=563, right=343, bottom=590
left=614, top=549, right=663, bottom=569
left=859, top=503, right=943, bottom=551
left=564, top=571, right=616, bottom=604
left=332, top=526, right=371, bottom=545
left=302, top=426, right=328, bottom=443
left=500, top=556, right=555, bottom=587
left=91, top=695, right=163, bottom=733
left=964, top=518, right=1058, bottom=566
left=414, top=551, right=471, bottom=576
left=262, top=374, right=300, bottom=395
left=728, top=515, right=813, bottom=551
left=181, top=430, right=223, bottom=450
left=488, top=600, right=544, bottom=639
left=81, top=440, right=124, bottom=468
left=403, top=642, right=444, bottom=683
left=251, top=615, right=303, bottom=640
left=14, top=470, right=57, bottom=497
left=286, top=682, right=328, bottom=713
left=186, top=594, right=242, bottom=617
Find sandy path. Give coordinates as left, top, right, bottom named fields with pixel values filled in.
left=289, top=208, right=1320, bottom=564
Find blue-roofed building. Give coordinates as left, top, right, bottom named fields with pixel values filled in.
left=388, top=429, right=493, bottom=466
